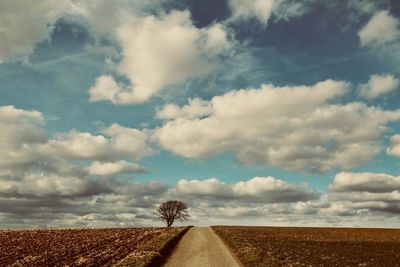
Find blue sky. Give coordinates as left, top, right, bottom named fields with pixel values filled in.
left=1, top=0, right=400, bottom=227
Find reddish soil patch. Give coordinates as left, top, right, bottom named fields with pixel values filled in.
left=0, top=227, right=182, bottom=266
left=213, top=226, right=400, bottom=266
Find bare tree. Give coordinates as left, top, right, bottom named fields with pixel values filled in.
left=154, top=200, right=189, bottom=227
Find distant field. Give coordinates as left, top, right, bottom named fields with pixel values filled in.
left=213, top=226, right=400, bottom=266
left=0, top=227, right=187, bottom=266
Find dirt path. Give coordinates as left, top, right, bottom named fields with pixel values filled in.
left=163, top=227, right=242, bottom=267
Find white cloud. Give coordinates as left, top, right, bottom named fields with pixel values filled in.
left=228, top=0, right=313, bottom=25
left=358, top=10, right=400, bottom=47
left=229, top=0, right=276, bottom=25
left=0, top=105, right=154, bottom=206
left=330, top=172, right=400, bottom=193
left=0, top=105, right=160, bottom=227
left=89, top=10, right=233, bottom=104
left=1, top=160, right=400, bottom=227
left=0, top=173, right=106, bottom=198
left=174, top=178, right=232, bottom=197
left=101, top=123, right=155, bottom=159
left=88, top=160, right=145, bottom=176
left=156, top=98, right=212, bottom=120
left=0, top=105, right=44, bottom=123
left=155, top=79, right=400, bottom=172
left=327, top=172, right=400, bottom=215
left=0, top=106, right=47, bottom=168
left=46, top=123, right=154, bottom=161
left=46, top=131, right=110, bottom=160
left=0, top=0, right=76, bottom=62
left=89, top=75, right=124, bottom=104
left=172, top=176, right=318, bottom=203
left=0, top=105, right=154, bottom=171
left=386, top=134, right=400, bottom=157
left=347, top=0, right=380, bottom=16
left=70, top=0, right=170, bottom=36
left=272, top=0, right=314, bottom=22
left=359, top=74, right=399, bottom=100
left=0, top=0, right=173, bottom=63
left=175, top=172, right=400, bottom=224
left=166, top=173, right=400, bottom=225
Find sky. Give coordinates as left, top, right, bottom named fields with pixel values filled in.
left=1, top=0, right=400, bottom=228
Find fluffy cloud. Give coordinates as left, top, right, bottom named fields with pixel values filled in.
left=0, top=179, right=168, bottom=227
left=89, top=10, right=233, bottom=104
left=229, top=0, right=276, bottom=25
left=358, top=10, right=400, bottom=47
left=172, top=176, right=318, bottom=203
left=0, top=104, right=153, bottom=200
left=359, top=74, right=399, bottom=100
left=70, top=0, right=169, bottom=35
left=46, top=124, right=154, bottom=161
left=0, top=105, right=47, bottom=168
left=386, top=134, right=400, bottom=156
left=0, top=172, right=108, bottom=198
left=88, top=75, right=123, bottom=104
left=330, top=172, right=400, bottom=193
left=169, top=173, right=400, bottom=225
left=346, top=0, right=381, bottom=16
left=228, top=0, right=313, bottom=25
left=156, top=98, right=212, bottom=120
left=155, top=79, right=400, bottom=172
left=0, top=0, right=83, bottom=63
left=0, top=0, right=174, bottom=63
left=88, top=160, right=145, bottom=176
left=0, top=173, right=321, bottom=227
left=328, top=172, right=400, bottom=215
left=0, top=105, right=162, bottom=227
left=1, top=165, right=400, bottom=227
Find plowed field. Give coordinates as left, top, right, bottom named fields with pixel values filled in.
left=0, top=227, right=186, bottom=266
left=213, top=226, right=400, bottom=266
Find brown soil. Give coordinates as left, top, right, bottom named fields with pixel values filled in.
left=0, top=227, right=184, bottom=266
left=212, top=226, right=400, bottom=267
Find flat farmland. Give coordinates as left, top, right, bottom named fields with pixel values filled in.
left=213, top=226, right=400, bottom=267
left=0, top=227, right=187, bottom=267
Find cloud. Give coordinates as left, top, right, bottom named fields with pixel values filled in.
left=155, top=79, right=400, bottom=172
left=346, top=0, right=381, bottom=16
left=386, top=134, right=400, bottom=157
left=358, top=10, right=400, bottom=47
left=46, top=123, right=155, bottom=161
left=0, top=105, right=155, bottom=226
left=88, top=160, right=146, bottom=176
left=171, top=176, right=317, bottom=203
left=0, top=180, right=168, bottom=227
left=168, top=173, right=400, bottom=225
left=330, top=172, right=400, bottom=193
left=0, top=0, right=67, bottom=62
left=70, top=0, right=171, bottom=36
left=228, top=0, right=276, bottom=25
left=89, top=10, right=233, bottom=104
left=0, top=172, right=108, bottom=198
left=89, top=75, right=124, bottom=104
left=0, top=104, right=151, bottom=177
left=156, top=98, right=212, bottom=120
left=227, top=0, right=314, bottom=25
left=328, top=172, right=400, bottom=215
left=0, top=0, right=175, bottom=63
left=359, top=74, right=399, bottom=100
left=1, top=163, right=400, bottom=227
left=0, top=105, right=47, bottom=168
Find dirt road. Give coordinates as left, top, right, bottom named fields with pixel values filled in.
left=163, top=227, right=242, bottom=267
